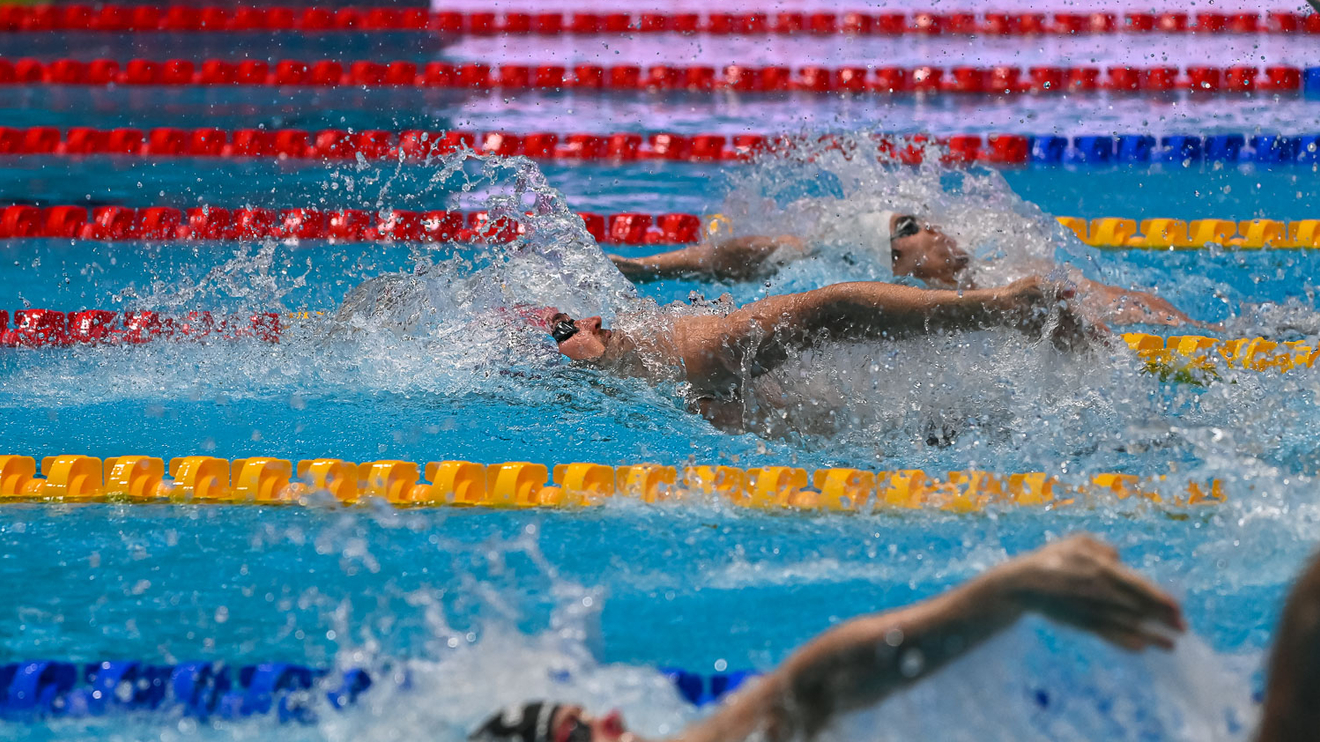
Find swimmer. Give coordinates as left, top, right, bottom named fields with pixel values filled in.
left=537, top=275, right=1092, bottom=430
left=1259, top=542, right=1320, bottom=741
left=468, top=534, right=1184, bottom=742
left=609, top=212, right=1209, bottom=330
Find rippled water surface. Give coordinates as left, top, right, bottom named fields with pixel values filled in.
left=4, top=8, right=1320, bottom=741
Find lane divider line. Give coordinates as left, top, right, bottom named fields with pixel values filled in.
left=0, top=126, right=758, bottom=164
left=1121, top=333, right=1318, bottom=374
left=0, top=309, right=279, bottom=347
left=0, top=658, right=751, bottom=720
left=3, top=205, right=1318, bottom=250
left=1058, top=216, right=1320, bottom=248
left=0, top=205, right=703, bottom=245
left=5, top=127, right=1320, bottom=167
left=0, top=455, right=1225, bottom=511
left=2, top=58, right=1317, bottom=95
left=0, top=7, right=1310, bottom=36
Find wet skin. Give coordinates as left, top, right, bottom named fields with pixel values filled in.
left=538, top=276, right=1089, bottom=405
left=550, top=705, right=637, bottom=742
left=543, top=311, right=613, bottom=362
left=484, top=535, right=1183, bottom=742
left=608, top=213, right=1204, bottom=329
left=888, top=213, right=972, bottom=288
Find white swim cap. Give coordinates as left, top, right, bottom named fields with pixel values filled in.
left=862, top=210, right=896, bottom=249
left=800, top=204, right=900, bottom=281
left=812, top=206, right=896, bottom=248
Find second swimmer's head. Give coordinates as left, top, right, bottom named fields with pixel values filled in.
left=886, top=212, right=972, bottom=289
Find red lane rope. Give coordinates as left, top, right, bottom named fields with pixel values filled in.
left=0, top=308, right=280, bottom=347
left=0, top=204, right=706, bottom=245
left=0, top=6, right=1312, bottom=36
left=0, top=127, right=1034, bottom=165
left=0, top=58, right=1308, bottom=94
left=0, top=126, right=765, bottom=163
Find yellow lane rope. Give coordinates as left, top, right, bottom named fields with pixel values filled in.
left=0, top=454, right=1222, bottom=512
left=1058, top=216, right=1320, bottom=249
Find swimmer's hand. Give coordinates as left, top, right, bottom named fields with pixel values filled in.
left=994, top=534, right=1186, bottom=651
left=993, top=276, right=1108, bottom=350
left=608, top=254, right=651, bottom=280
left=675, top=533, right=1181, bottom=742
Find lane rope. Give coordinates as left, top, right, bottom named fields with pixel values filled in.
left=2, top=57, right=1317, bottom=95
left=0, top=658, right=752, bottom=721
left=1121, top=333, right=1320, bottom=374
left=4, top=127, right=1320, bottom=167
left=0, top=6, right=1311, bottom=36
left=3, top=204, right=1319, bottom=249
left=0, top=308, right=280, bottom=347
left=1058, top=216, right=1320, bottom=248
left=0, top=455, right=1225, bottom=511
left=0, top=204, right=704, bottom=245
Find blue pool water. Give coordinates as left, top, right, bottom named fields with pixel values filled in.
left=5, top=14, right=1320, bottom=742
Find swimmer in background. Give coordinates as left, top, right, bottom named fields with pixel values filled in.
left=469, top=534, right=1185, bottom=742
left=608, top=212, right=1211, bottom=330
left=536, top=275, right=1092, bottom=431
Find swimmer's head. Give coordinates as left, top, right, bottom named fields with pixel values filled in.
left=469, top=702, right=635, bottom=742
left=885, top=213, right=972, bottom=289
left=535, top=307, right=614, bottom=363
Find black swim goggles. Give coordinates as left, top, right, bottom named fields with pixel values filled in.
left=550, top=317, right=579, bottom=343
left=893, top=215, right=921, bottom=239
left=559, top=717, right=592, bottom=742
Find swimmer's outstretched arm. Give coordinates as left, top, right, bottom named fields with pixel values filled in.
left=1078, top=279, right=1218, bottom=330
left=672, top=535, right=1184, bottom=742
left=609, top=243, right=721, bottom=281
left=609, top=236, right=806, bottom=282
left=709, top=276, right=1087, bottom=370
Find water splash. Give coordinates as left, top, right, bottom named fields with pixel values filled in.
left=711, top=132, right=1086, bottom=292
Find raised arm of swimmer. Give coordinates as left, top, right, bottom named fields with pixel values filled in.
left=677, top=277, right=1086, bottom=382
left=674, top=535, right=1183, bottom=742
left=469, top=535, right=1182, bottom=742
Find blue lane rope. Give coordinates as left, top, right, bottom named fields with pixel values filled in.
left=0, top=660, right=756, bottom=722
left=1031, top=133, right=1320, bottom=165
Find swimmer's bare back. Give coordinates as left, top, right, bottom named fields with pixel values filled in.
left=663, top=277, right=1087, bottom=398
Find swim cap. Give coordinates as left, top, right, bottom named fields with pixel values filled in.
left=469, top=702, right=559, bottom=742
left=867, top=210, right=896, bottom=249
left=511, top=303, right=554, bottom=331
left=813, top=206, right=896, bottom=249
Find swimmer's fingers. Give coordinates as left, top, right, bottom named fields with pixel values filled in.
left=1073, top=551, right=1184, bottom=632
left=1049, top=281, right=1077, bottom=302
left=1092, top=616, right=1178, bottom=652
left=609, top=255, right=647, bottom=279
left=1047, top=305, right=1104, bottom=352
left=1008, top=535, right=1183, bottom=637
left=1047, top=599, right=1179, bottom=652
left=1102, top=562, right=1186, bottom=632
left=1070, top=564, right=1185, bottom=638
left=1087, top=606, right=1179, bottom=652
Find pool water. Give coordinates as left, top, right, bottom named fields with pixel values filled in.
left=4, top=8, right=1320, bottom=741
